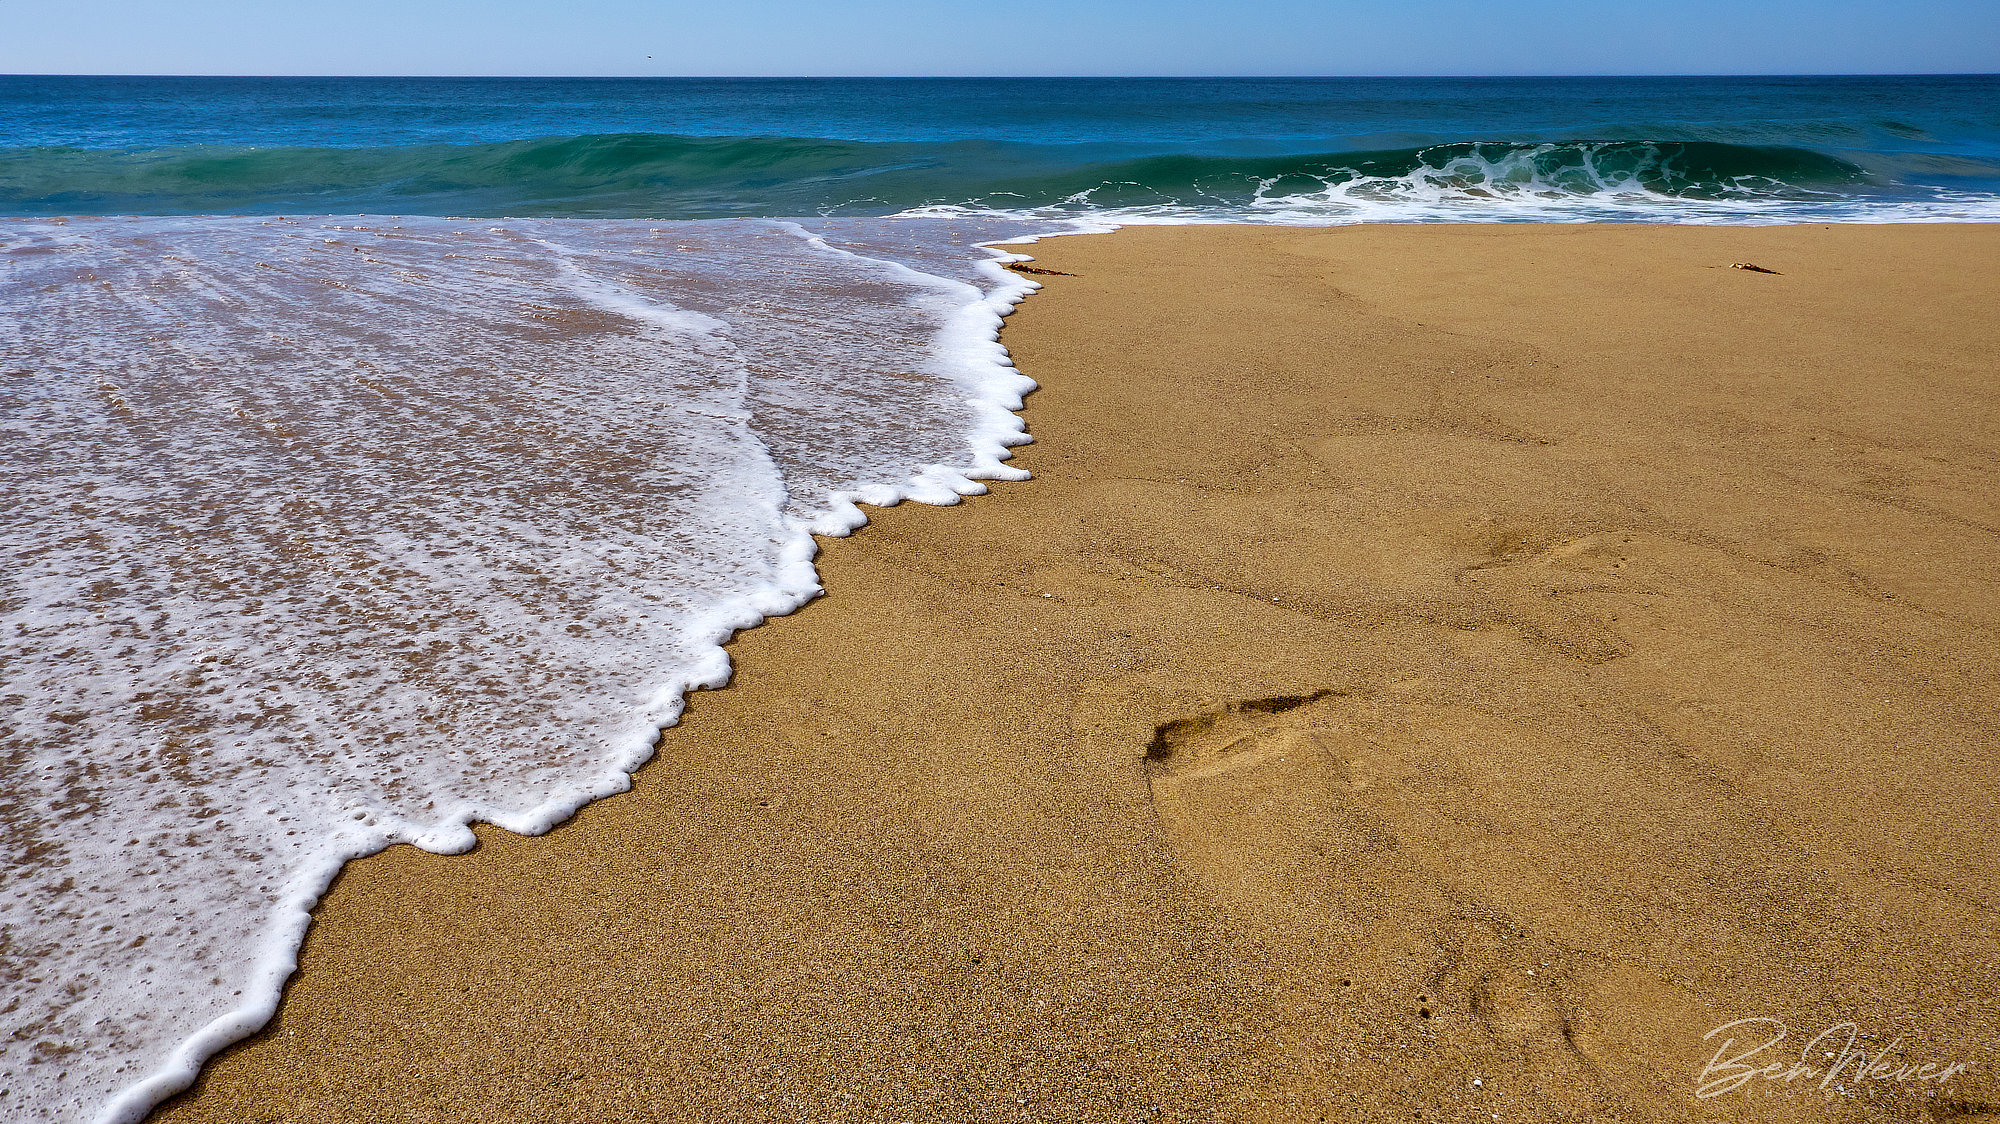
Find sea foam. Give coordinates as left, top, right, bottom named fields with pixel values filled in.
left=0, top=213, right=1058, bottom=1123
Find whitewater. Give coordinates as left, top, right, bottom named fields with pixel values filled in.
left=0, top=212, right=1057, bottom=1122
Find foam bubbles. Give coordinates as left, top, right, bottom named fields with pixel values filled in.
left=0, top=213, right=1053, bottom=1123
left=899, top=141, right=2000, bottom=226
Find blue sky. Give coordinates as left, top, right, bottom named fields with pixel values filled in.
left=5, top=0, right=1996, bottom=76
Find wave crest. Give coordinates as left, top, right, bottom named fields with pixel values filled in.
left=0, top=133, right=1947, bottom=220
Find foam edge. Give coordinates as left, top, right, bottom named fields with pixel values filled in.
left=94, top=220, right=1098, bottom=1124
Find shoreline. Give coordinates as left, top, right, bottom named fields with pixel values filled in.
left=157, top=222, right=2000, bottom=1123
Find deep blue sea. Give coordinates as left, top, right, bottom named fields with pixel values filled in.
left=3, top=75, right=1999, bottom=220
left=5, top=74, right=1999, bottom=1124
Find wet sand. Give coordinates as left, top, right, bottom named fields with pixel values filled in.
left=159, top=223, right=2000, bottom=1123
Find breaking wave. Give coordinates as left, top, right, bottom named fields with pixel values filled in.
left=7, top=134, right=1993, bottom=222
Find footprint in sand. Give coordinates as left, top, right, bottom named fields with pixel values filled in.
left=1140, top=687, right=1380, bottom=925
left=1138, top=681, right=1741, bottom=1115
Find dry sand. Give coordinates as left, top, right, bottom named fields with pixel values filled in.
left=159, top=224, right=2000, bottom=1123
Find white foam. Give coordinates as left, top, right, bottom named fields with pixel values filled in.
left=893, top=144, right=2000, bottom=227
left=0, top=213, right=1069, bottom=1123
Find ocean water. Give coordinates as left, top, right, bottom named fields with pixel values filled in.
left=4, top=75, right=2000, bottom=221
left=2, top=75, right=1998, bottom=1124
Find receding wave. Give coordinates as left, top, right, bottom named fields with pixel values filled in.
left=0, top=134, right=1936, bottom=220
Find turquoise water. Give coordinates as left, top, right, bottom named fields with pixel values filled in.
left=3, top=75, right=1998, bottom=220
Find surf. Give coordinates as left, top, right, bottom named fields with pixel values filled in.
left=0, top=135, right=1987, bottom=221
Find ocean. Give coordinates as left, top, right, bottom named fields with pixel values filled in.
left=5, top=75, right=2000, bottom=220
left=3, top=75, right=1997, bottom=1124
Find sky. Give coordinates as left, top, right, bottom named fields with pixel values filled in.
left=3, top=0, right=1996, bottom=77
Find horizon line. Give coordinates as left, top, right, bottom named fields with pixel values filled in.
left=4, top=70, right=1997, bottom=81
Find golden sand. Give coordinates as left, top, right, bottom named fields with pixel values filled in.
left=160, top=224, right=2000, bottom=1123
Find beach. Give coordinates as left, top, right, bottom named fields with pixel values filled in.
left=150, top=222, right=2000, bottom=1122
